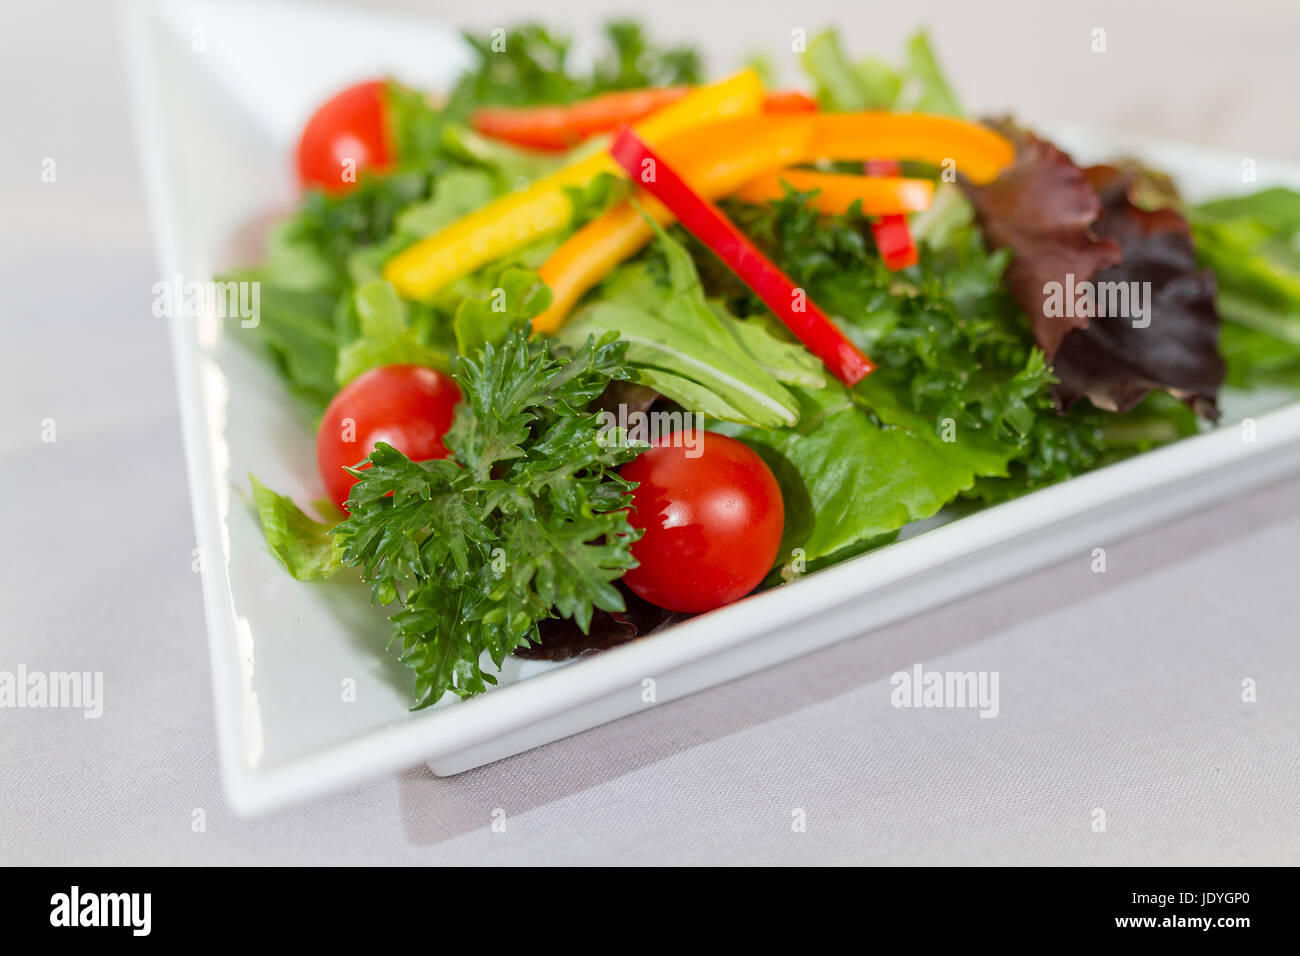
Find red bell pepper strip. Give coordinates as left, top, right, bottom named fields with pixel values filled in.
left=473, top=88, right=820, bottom=151
left=472, top=87, right=691, bottom=151
left=864, top=159, right=918, bottom=270
left=609, top=126, right=874, bottom=387
left=762, top=90, right=819, bottom=113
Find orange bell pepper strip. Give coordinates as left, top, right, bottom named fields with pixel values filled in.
left=806, top=113, right=1013, bottom=185
left=383, top=69, right=765, bottom=300
left=531, top=116, right=816, bottom=333
left=733, top=168, right=933, bottom=216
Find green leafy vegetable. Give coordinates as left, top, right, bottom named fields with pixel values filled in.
left=561, top=218, right=822, bottom=427
left=903, top=30, right=963, bottom=117
left=257, top=219, right=337, bottom=292
left=565, top=171, right=634, bottom=229
left=290, top=170, right=434, bottom=279
left=804, top=31, right=881, bottom=111
left=707, top=189, right=1043, bottom=470
left=230, top=119, right=556, bottom=411
left=444, top=21, right=701, bottom=116
left=230, top=282, right=342, bottom=418
left=336, top=280, right=449, bottom=385
left=250, top=475, right=344, bottom=580
left=395, top=168, right=498, bottom=238
left=847, top=234, right=1036, bottom=467
left=331, top=327, right=642, bottom=707
left=725, top=383, right=978, bottom=568
left=705, top=180, right=1191, bottom=522
left=240, top=20, right=1273, bottom=706
left=1191, top=187, right=1300, bottom=389
left=453, top=267, right=553, bottom=357
left=1217, top=321, right=1300, bottom=389
left=854, top=58, right=905, bottom=111
left=802, top=28, right=962, bottom=116
left=594, top=20, right=702, bottom=91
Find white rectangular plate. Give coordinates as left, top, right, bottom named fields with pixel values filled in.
left=122, top=0, right=1300, bottom=815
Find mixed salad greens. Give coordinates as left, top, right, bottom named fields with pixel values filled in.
left=235, top=23, right=1300, bottom=708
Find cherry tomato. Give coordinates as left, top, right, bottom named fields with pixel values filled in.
left=296, top=80, right=392, bottom=193
left=317, top=365, right=460, bottom=510
left=619, top=431, right=784, bottom=613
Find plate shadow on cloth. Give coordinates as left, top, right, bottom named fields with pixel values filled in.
left=393, top=471, right=1297, bottom=846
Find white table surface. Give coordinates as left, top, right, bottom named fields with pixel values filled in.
left=2, top=0, right=1297, bottom=865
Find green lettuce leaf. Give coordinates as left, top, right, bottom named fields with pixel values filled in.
left=560, top=220, right=821, bottom=427
left=250, top=475, right=344, bottom=581
left=395, top=168, right=497, bottom=238
left=453, top=267, right=553, bottom=358
left=1218, top=320, right=1300, bottom=389
left=229, top=282, right=342, bottom=418
left=258, top=220, right=337, bottom=292
left=904, top=30, right=963, bottom=117
left=725, top=384, right=978, bottom=569
left=1191, top=187, right=1300, bottom=389
left=703, top=188, right=1151, bottom=500
left=803, top=30, right=881, bottom=111
left=336, top=280, right=449, bottom=385
left=802, top=28, right=962, bottom=116
left=854, top=58, right=904, bottom=111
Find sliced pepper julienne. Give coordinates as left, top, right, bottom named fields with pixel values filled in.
left=762, top=90, right=820, bottom=114
left=472, top=87, right=691, bottom=151
left=535, top=109, right=1011, bottom=358
left=533, top=116, right=817, bottom=331
left=471, top=87, right=819, bottom=151
left=383, top=69, right=766, bottom=301
left=734, top=168, right=933, bottom=216
left=532, top=111, right=1012, bottom=331
left=808, top=113, right=1014, bottom=185
left=863, top=158, right=919, bottom=270
left=607, top=127, right=875, bottom=387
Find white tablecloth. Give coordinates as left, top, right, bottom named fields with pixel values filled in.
left=3, top=0, right=1297, bottom=865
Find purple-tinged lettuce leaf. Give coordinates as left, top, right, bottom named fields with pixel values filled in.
left=963, top=130, right=1224, bottom=417
left=962, top=130, right=1122, bottom=357
left=514, top=583, right=687, bottom=661
left=1052, top=166, right=1224, bottom=417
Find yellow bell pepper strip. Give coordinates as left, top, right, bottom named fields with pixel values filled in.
left=531, top=116, right=816, bottom=333
left=609, top=127, right=874, bottom=386
left=806, top=113, right=1014, bottom=185
left=733, top=168, right=934, bottom=216
left=532, top=205, right=665, bottom=334
left=383, top=69, right=765, bottom=301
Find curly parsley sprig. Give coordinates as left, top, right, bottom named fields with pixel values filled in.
left=331, top=328, right=643, bottom=707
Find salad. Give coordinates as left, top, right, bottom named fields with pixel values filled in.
left=234, top=23, right=1300, bottom=709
